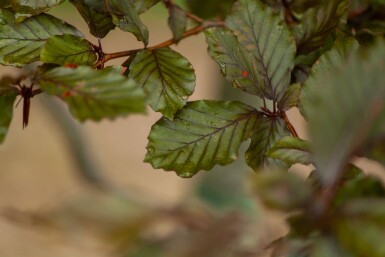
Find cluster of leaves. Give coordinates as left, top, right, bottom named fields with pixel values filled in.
left=1, top=0, right=385, bottom=256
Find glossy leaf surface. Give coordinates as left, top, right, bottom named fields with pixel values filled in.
left=36, top=66, right=146, bottom=121
left=145, top=100, right=260, bottom=177
left=40, top=34, right=97, bottom=66
left=108, top=0, right=148, bottom=45
left=10, top=0, right=64, bottom=16
left=206, top=28, right=267, bottom=97
left=0, top=9, right=82, bottom=66
left=225, top=0, right=296, bottom=102
left=70, top=0, right=115, bottom=38
left=294, top=0, right=349, bottom=54
left=266, top=136, right=311, bottom=166
left=126, top=47, right=195, bottom=119
left=245, top=116, right=290, bottom=171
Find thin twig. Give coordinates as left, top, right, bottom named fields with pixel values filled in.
left=102, top=21, right=224, bottom=64
left=281, top=111, right=299, bottom=138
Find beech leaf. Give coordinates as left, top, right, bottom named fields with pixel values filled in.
left=245, top=116, right=290, bottom=171
left=0, top=9, right=83, bottom=66
left=126, top=47, right=195, bottom=119
left=144, top=100, right=261, bottom=177
left=36, top=66, right=146, bottom=122
left=70, top=0, right=115, bottom=38
left=40, top=34, right=97, bottom=66
left=266, top=136, right=311, bottom=166
left=305, top=41, right=385, bottom=185
left=225, top=0, right=296, bottom=102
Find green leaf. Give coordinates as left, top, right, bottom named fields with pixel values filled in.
left=108, top=0, right=148, bottom=45
left=289, top=0, right=326, bottom=13
left=278, top=83, right=301, bottom=111
left=205, top=28, right=268, bottom=97
left=168, top=5, right=187, bottom=43
left=225, top=0, right=296, bottom=102
left=36, top=66, right=146, bottom=122
left=0, top=9, right=83, bottom=66
left=0, top=78, right=17, bottom=143
left=253, top=170, right=312, bottom=211
left=70, top=0, right=115, bottom=38
left=126, top=47, right=195, bottom=119
left=245, top=116, right=290, bottom=171
left=186, top=0, right=234, bottom=19
left=359, top=138, right=385, bottom=166
left=294, top=0, right=349, bottom=54
left=334, top=199, right=385, bottom=257
left=299, top=34, right=359, bottom=117
left=130, top=0, right=160, bottom=14
left=10, top=0, right=64, bottom=16
left=40, top=34, right=97, bottom=66
left=305, top=41, right=385, bottom=185
left=144, top=100, right=260, bottom=177
left=310, top=236, right=353, bottom=257
left=334, top=171, right=385, bottom=208
left=300, top=34, right=359, bottom=117
left=266, top=136, right=311, bottom=166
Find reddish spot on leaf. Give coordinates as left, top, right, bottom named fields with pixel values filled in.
left=121, top=67, right=127, bottom=74
left=65, top=63, right=78, bottom=69
left=242, top=70, right=249, bottom=78
left=62, top=91, right=71, bottom=98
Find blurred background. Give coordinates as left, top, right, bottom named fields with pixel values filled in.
left=1, top=1, right=383, bottom=257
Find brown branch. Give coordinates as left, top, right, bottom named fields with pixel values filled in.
left=281, top=111, right=299, bottom=138
left=101, top=21, right=224, bottom=64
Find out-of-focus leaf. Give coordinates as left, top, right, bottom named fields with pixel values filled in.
left=206, top=28, right=269, bottom=97
left=0, top=9, right=83, bottom=66
left=305, top=41, right=385, bottom=185
left=108, top=0, right=148, bottom=45
left=36, top=66, right=146, bottom=122
left=271, top=238, right=313, bottom=257
left=300, top=34, right=359, bottom=117
left=40, top=34, right=97, bottom=66
left=186, top=0, right=234, bottom=19
left=226, top=0, right=296, bottom=102
left=359, top=138, right=385, bottom=165
left=10, top=0, right=64, bottom=16
left=289, top=0, right=327, bottom=13
left=253, top=171, right=312, bottom=211
left=245, top=116, right=290, bottom=171
left=278, top=83, right=301, bottom=111
left=334, top=168, right=385, bottom=208
left=126, top=47, right=195, bottom=119
left=294, top=0, right=349, bottom=54
left=338, top=198, right=385, bottom=223
left=334, top=199, right=385, bottom=257
left=0, top=1, right=10, bottom=8
left=144, top=100, right=260, bottom=177
left=0, top=78, right=17, bottom=143
left=287, top=213, right=316, bottom=237
left=168, top=5, right=186, bottom=43
left=266, top=136, right=312, bottom=166
left=70, top=0, right=115, bottom=38
left=310, top=236, right=353, bottom=257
